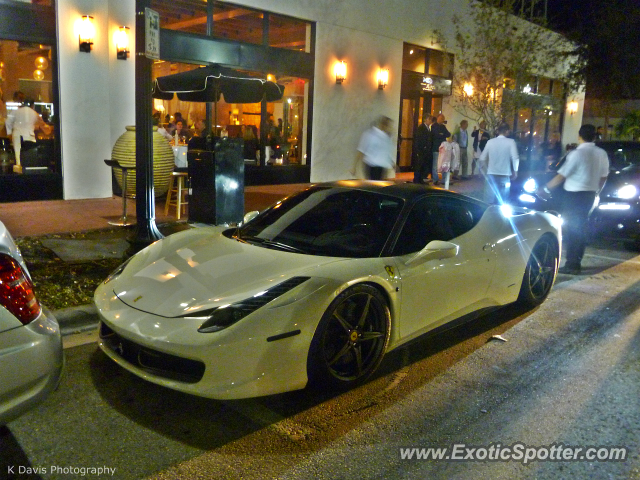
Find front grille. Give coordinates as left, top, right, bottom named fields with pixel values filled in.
left=100, top=322, right=205, bottom=384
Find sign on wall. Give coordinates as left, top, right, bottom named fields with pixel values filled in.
left=145, top=8, right=160, bottom=60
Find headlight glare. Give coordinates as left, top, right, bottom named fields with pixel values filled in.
left=523, top=178, right=537, bottom=193
left=615, top=184, right=637, bottom=199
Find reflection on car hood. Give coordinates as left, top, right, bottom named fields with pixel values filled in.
left=111, top=228, right=342, bottom=318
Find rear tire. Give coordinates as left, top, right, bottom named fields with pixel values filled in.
left=307, top=284, right=390, bottom=390
left=517, top=234, right=559, bottom=308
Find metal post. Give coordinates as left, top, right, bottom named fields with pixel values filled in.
left=128, top=0, right=163, bottom=256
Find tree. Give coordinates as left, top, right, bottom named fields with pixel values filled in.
left=614, top=111, right=640, bottom=141
left=435, top=0, right=578, bottom=133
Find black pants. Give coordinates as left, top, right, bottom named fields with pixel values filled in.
left=561, top=190, right=596, bottom=269
left=413, top=153, right=430, bottom=183
left=366, top=165, right=385, bottom=180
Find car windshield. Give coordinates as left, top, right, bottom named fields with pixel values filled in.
left=235, top=187, right=405, bottom=257
left=599, top=144, right=640, bottom=170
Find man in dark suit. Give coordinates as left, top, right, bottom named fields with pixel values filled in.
left=430, top=114, right=451, bottom=185
left=413, top=115, right=434, bottom=184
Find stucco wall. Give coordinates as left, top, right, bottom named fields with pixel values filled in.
left=57, top=0, right=135, bottom=200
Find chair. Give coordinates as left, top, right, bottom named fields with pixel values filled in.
left=104, top=159, right=135, bottom=226
left=164, top=171, right=189, bottom=219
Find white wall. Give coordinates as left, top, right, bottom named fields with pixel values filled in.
left=310, top=23, right=402, bottom=181
left=57, top=0, right=135, bottom=199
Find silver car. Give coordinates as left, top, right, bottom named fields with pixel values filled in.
left=0, top=220, right=63, bottom=425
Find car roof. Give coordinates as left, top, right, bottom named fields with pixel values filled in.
left=306, top=180, right=479, bottom=203
left=596, top=141, right=640, bottom=151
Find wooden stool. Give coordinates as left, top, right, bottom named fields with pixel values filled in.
left=164, top=171, right=189, bottom=219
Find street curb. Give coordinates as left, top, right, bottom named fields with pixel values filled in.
left=53, top=304, right=100, bottom=336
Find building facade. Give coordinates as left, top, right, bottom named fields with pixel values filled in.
left=0, top=0, right=584, bottom=202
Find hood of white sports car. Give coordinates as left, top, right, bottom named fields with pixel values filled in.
left=110, top=228, right=341, bottom=318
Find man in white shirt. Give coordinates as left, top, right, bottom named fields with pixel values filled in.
left=539, top=124, right=609, bottom=274
left=5, top=98, right=45, bottom=169
left=478, top=122, right=519, bottom=203
left=352, top=116, right=394, bottom=180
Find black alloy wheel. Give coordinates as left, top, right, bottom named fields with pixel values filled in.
left=308, top=284, right=391, bottom=389
left=518, top=234, right=559, bottom=307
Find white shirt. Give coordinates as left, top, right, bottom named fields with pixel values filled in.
left=5, top=106, right=41, bottom=143
left=357, top=126, right=394, bottom=169
left=479, top=135, right=519, bottom=176
left=557, top=142, right=609, bottom=192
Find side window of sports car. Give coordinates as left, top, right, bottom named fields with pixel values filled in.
left=392, top=197, right=485, bottom=256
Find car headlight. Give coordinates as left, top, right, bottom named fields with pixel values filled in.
left=103, top=257, right=133, bottom=285
left=615, top=184, right=638, bottom=199
left=523, top=178, right=537, bottom=193
left=194, top=276, right=310, bottom=333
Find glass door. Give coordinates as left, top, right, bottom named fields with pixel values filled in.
left=397, top=94, right=432, bottom=171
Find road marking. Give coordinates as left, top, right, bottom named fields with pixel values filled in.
left=583, top=253, right=640, bottom=264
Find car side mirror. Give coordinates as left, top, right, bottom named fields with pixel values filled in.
left=405, top=240, right=459, bottom=265
left=242, top=211, right=260, bottom=224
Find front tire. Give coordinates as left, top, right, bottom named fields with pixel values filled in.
left=517, top=234, right=559, bottom=307
left=307, top=284, right=391, bottom=390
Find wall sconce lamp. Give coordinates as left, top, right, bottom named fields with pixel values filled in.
left=377, top=68, right=389, bottom=90
left=334, top=61, right=346, bottom=85
left=78, top=15, right=95, bottom=52
left=115, top=26, right=130, bottom=60
left=567, top=101, right=579, bottom=115
left=463, top=83, right=474, bottom=97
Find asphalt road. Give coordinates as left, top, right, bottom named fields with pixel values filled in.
left=2, top=238, right=640, bottom=480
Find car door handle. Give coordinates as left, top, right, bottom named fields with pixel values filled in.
left=483, top=243, right=495, bottom=252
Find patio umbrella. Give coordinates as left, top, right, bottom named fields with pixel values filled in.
left=152, top=63, right=284, bottom=147
left=152, top=63, right=284, bottom=104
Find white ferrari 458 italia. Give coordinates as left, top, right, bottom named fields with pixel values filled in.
left=94, top=181, right=561, bottom=399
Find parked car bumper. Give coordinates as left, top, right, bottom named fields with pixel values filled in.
left=0, top=307, right=64, bottom=425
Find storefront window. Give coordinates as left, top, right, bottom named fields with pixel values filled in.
left=151, top=62, right=308, bottom=166
left=213, top=3, right=264, bottom=45
left=1, top=40, right=55, bottom=172
left=402, top=44, right=425, bottom=73
left=269, top=14, right=310, bottom=52
left=151, top=0, right=208, bottom=35
left=538, top=77, right=551, bottom=96
left=427, top=50, right=453, bottom=78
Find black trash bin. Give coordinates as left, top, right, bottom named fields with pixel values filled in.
left=187, top=138, right=244, bottom=225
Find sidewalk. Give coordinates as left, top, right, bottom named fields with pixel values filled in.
left=0, top=173, right=485, bottom=335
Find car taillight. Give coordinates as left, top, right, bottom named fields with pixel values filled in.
left=0, top=253, right=41, bottom=325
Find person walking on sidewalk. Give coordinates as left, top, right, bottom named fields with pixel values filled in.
left=351, top=115, right=395, bottom=180
left=537, top=124, right=609, bottom=275
left=478, top=122, right=519, bottom=204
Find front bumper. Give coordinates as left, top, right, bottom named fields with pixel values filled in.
left=94, top=278, right=334, bottom=399
left=590, top=201, right=640, bottom=241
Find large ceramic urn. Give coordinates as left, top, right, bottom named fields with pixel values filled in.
left=111, top=126, right=175, bottom=197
